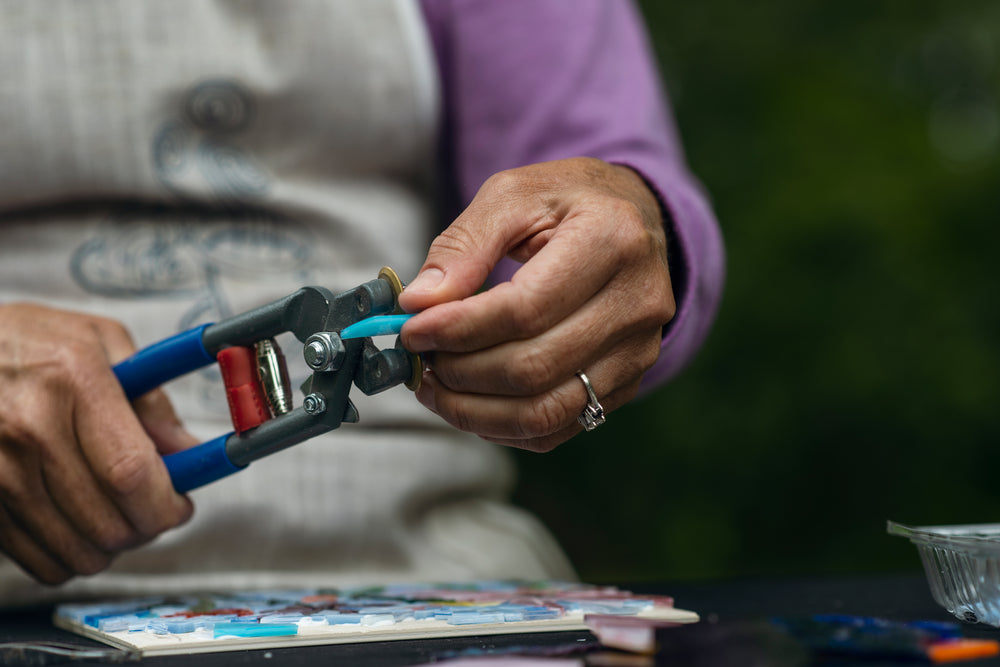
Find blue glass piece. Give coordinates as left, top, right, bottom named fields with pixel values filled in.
left=446, top=611, right=507, bottom=626
left=491, top=605, right=528, bottom=622
left=97, top=615, right=142, bottom=633
left=316, top=612, right=362, bottom=625
left=360, top=614, right=395, bottom=627
left=212, top=622, right=299, bottom=638
left=559, top=600, right=641, bottom=615
left=356, top=605, right=415, bottom=621
left=165, top=619, right=197, bottom=634
left=520, top=607, right=561, bottom=621
left=146, top=620, right=170, bottom=635
left=185, top=615, right=226, bottom=630
left=82, top=604, right=155, bottom=628
left=259, top=613, right=306, bottom=624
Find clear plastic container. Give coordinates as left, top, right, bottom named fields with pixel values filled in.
left=888, top=521, right=1000, bottom=626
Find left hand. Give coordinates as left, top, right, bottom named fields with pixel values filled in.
left=398, top=157, right=675, bottom=452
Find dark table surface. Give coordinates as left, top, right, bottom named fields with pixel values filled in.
left=2, top=572, right=997, bottom=666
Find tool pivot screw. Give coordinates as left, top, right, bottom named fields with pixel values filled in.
left=303, top=332, right=345, bottom=371
left=304, top=341, right=327, bottom=368
left=303, top=393, right=327, bottom=415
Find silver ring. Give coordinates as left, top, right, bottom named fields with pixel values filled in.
left=575, top=371, right=606, bottom=431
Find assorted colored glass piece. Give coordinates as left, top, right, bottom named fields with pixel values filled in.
left=55, top=581, right=670, bottom=639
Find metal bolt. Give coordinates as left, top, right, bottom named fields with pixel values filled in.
left=303, top=393, right=327, bottom=415
left=304, top=340, right=328, bottom=369
left=303, top=332, right=344, bottom=372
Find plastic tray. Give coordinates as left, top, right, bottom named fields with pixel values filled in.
left=888, top=521, right=1000, bottom=626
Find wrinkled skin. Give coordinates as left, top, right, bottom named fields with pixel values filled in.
left=0, top=304, right=195, bottom=584
left=399, top=157, right=675, bottom=452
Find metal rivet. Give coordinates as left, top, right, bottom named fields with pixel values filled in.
left=356, top=291, right=371, bottom=313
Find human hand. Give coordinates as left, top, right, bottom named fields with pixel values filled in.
left=398, top=157, right=675, bottom=452
left=0, top=303, right=195, bottom=584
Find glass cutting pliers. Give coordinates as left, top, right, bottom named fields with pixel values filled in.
left=112, top=267, right=419, bottom=494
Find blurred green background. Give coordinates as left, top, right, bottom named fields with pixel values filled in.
left=513, top=1, right=1000, bottom=583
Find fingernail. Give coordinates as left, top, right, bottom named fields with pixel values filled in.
left=405, top=268, right=444, bottom=295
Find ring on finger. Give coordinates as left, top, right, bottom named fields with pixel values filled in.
left=575, top=371, right=606, bottom=431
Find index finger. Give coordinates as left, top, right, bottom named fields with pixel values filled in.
left=402, top=210, right=620, bottom=354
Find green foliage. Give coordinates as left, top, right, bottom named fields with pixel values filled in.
left=514, top=0, right=1000, bottom=582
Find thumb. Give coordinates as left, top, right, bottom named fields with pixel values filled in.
left=398, top=238, right=496, bottom=313
left=399, top=201, right=518, bottom=313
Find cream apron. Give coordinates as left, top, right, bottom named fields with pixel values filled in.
left=0, top=0, right=573, bottom=605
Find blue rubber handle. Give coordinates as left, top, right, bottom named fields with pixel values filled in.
left=113, top=324, right=241, bottom=493
left=339, top=314, right=414, bottom=339
left=162, top=433, right=244, bottom=494
left=114, top=323, right=216, bottom=400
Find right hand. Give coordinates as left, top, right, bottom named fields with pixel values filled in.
left=0, top=303, right=195, bottom=585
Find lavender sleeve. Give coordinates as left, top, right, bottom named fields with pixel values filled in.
left=419, top=0, right=725, bottom=391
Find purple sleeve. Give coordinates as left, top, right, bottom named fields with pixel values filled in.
left=419, top=0, right=725, bottom=391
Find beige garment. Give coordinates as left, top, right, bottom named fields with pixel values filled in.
left=0, top=0, right=574, bottom=606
